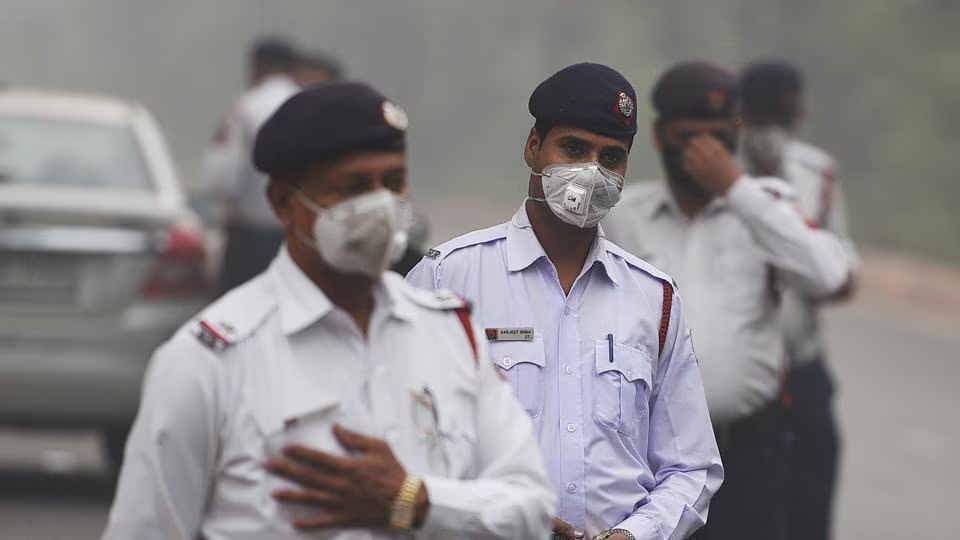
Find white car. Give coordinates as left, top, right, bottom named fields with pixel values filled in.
left=0, top=89, right=213, bottom=471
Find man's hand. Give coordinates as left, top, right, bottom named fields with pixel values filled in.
left=267, top=424, right=423, bottom=530
left=553, top=517, right=585, bottom=539
left=682, top=135, right=743, bottom=196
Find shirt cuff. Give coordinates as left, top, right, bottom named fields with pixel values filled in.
left=616, top=514, right=662, bottom=540
left=724, top=175, right=773, bottom=220
left=415, top=475, right=482, bottom=537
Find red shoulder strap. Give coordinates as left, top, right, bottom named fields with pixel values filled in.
left=453, top=306, right=479, bottom=366
left=658, top=281, right=674, bottom=358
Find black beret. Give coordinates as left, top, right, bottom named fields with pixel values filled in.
left=740, top=60, right=804, bottom=115
left=652, top=61, right=739, bottom=121
left=253, top=81, right=407, bottom=176
left=529, top=62, right=638, bottom=141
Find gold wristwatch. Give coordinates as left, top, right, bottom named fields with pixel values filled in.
left=596, top=528, right=637, bottom=540
left=390, top=474, right=424, bottom=530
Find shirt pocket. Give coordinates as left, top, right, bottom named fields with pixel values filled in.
left=252, top=398, right=344, bottom=525
left=593, top=341, right=652, bottom=438
left=489, top=339, right=546, bottom=418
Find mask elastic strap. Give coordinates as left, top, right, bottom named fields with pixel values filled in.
left=293, top=188, right=326, bottom=215
left=292, top=226, right=322, bottom=254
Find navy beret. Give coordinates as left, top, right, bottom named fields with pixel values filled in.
left=528, top=63, right=638, bottom=141
left=253, top=81, right=407, bottom=177
left=652, top=61, right=739, bottom=121
left=740, top=60, right=804, bottom=115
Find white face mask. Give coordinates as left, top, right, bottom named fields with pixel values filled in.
left=294, top=190, right=413, bottom=278
left=530, top=162, right=625, bottom=228
left=742, top=125, right=788, bottom=176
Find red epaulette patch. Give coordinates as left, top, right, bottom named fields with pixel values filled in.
left=193, top=320, right=232, bottom=352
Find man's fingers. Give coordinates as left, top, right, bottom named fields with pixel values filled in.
left=272, top=488, right=342, bottom=508
left=266, top=457, right=346, bottom=491
left=293, top=511, right=356, bottom=530
left=553, top=517, right=585, bottom=539
left=333, top=424, right=384, bottom=452
left=282, top=444, right=354, bottom=472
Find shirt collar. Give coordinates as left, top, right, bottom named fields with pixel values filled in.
left=505, top=204, right=619, bottom=287
left=271, top=246, right=416, bottom=336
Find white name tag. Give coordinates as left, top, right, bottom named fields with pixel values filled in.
left=484, top=327, right=535, bottom=341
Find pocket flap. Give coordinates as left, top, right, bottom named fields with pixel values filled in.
left=488, top=339, right=546, bottom=371
left=254, top=394, right=342, bottom=440
left=595, top=340, right=652, bottom=384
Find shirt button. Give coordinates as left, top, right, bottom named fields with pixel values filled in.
left=566, top=423, right=577, bottom=433
left=563, top=306, right=572, bottom=316
left=564, top=365, right=574, bottom=375
left=567, top=483, right=577, bottom=494
left=502, top=356, right=513, bottom=367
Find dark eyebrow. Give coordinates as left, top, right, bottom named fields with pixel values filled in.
left=554, top=135, right=593, bottom=147
left=600, top=145, right=628, bottom=158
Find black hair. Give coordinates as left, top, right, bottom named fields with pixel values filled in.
left=533, top=120, right=553, bottom=146
left=251, top=37, right=299, bottom=74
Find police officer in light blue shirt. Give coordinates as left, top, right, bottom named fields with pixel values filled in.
left=407, top=63, right=723, bottom=540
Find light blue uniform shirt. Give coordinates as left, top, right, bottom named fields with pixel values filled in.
left=407, top=205, right=723, bottom=539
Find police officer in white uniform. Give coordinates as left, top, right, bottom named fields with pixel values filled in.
left=203, top=38, right=302, bottom=295
left=103, top=82, right=555, bottom=540
left=740, top=59, right=858, bottom=540
left=602, top=62, right=853, bottom=540
left=408, top=63, right=722, bottom=540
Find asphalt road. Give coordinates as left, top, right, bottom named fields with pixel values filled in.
left=0, top=299, right=956, bottom=539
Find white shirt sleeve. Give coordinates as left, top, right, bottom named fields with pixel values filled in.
left=405, top=256, right=442, bottom=291
left=725, top=176, right=851, bottom=297
left=614, top=292, right=724, bottom=540
left=201, top=106, right=249, bottom=204
left=417, top=323, right=556, bottom=540
left=821, top=179, right=860, bottom=271
left=101, top=335, right=223, bottom=540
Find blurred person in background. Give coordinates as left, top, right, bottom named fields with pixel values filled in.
left=294, top=50, right=345, bottom=88
left=203, top=37, right=301, bottom=296
left=741, top=59, right=859, bottom=540
left=603, top=61, right=853, bottom=540
left=408, top=63, right=722, bottom=540
left=103, top=82, right=555, bottom=540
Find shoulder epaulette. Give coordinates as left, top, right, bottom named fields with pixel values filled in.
left=754, top=176, right=798, bottom=201
left=406, top=288, right=472, bottom=312
left=403, top=287, right=478, bottom=363
left=422, top=223, right=508, bottom=265
left=190, top=281, right=277, bottom=353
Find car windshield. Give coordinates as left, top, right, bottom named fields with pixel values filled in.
left=0, top=117, right=151, bottom=191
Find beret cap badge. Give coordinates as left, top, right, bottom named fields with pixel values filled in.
left=617, top=91, right=635, bottom=118
left=705, top=90, right=728, bottom=112
left=381, top=101, right=409, bottom=131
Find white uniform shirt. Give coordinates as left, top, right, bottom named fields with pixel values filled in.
left=202, top=74, right=300, bottom=229
left=103, top=247, right=555, bottom=540
left=407, top=205, right=722, bottom=540
left=781, top=140, right=859, bottom=364
left=602, top=177, right=851, bottom=423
